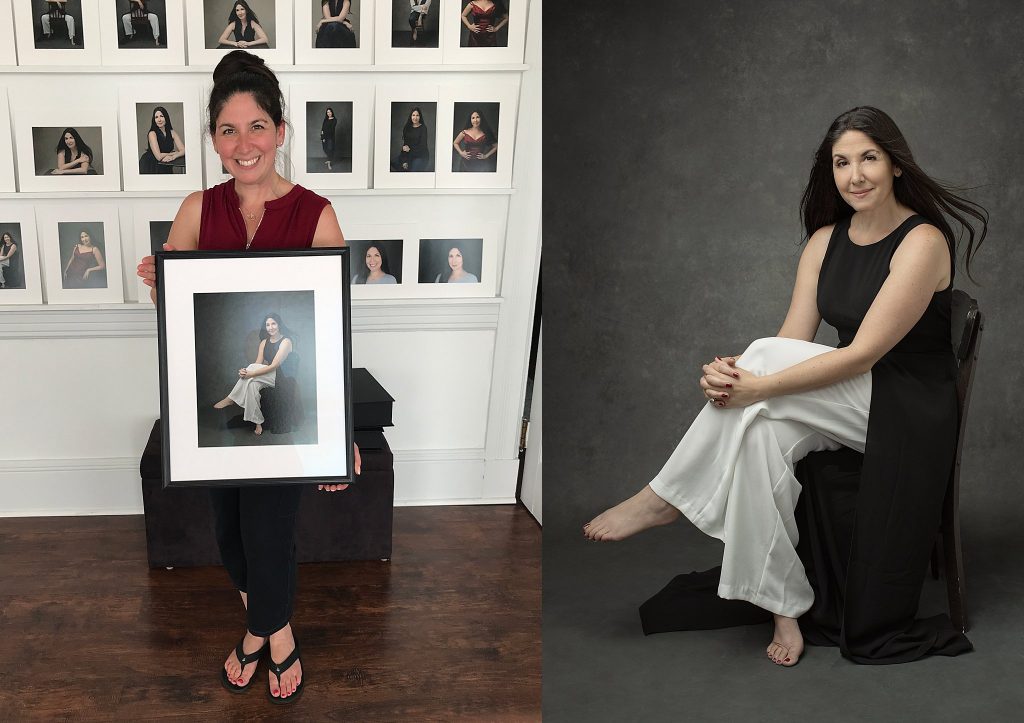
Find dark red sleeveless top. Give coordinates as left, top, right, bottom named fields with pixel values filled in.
left=198, top=179, right=330, bottom=251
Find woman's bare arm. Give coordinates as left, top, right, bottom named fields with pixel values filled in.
left=311, top=204, right=346, bottom=248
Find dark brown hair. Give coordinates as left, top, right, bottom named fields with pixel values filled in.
left=800, top=106, right=988, bottom=282
left=207, top=50, right=284, bottom=136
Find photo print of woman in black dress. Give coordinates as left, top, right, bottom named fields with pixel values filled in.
left=139, top=105, right=185, bottom=174
left=314, top=0, right=357, bottom=47
left=41, top=127, right=98, bottom=175
left=452, top=106, right=498, bottom=172
left=460, top=0, right=509, bottom=47
left=217, top=0, right=269, bottom=49
left=305, top=101, right=352, bottom=173
left=391, top=104, right=433, bottom=172
left=0, top=228, right=24, bottom=290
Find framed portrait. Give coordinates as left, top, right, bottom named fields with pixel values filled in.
left=374, top=0, right=442, bottom=64
left=185, top=0, right=294, bottom=68
left=343, top=223, right=416, bottom=298
left=130, top=198, right=185, bottom=303
left=295, top=0, right=373, bottom=66
left=0, top=203, right=45, bottom=305
left=0, top=90, right=15, bottom=192
left=13, top=96, right=121, bottom=192
left=289, top=84, right=372, bottom=190
left=119, top=84, right=204, bottom=191
left=442, top=0, right=525, bottom=64
left=373, top=85, right=439, bottom=189
left=98, top=0, right=187, bottom=66
left=435, top=81, right=517, bottom=188
left=0, top=3, right=18, bottom=66
left=383, top=219, right=497, bottom=298
left=37, top=202, right=125, bottom=304
left=13, top=0, right=103, bottom=66
left=157, top=249, right=354, bottom=487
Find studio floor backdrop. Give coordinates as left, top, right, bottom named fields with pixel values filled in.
left=544, top=0, right=1024, bottom=718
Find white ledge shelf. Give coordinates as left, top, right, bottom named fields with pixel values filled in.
left=0, top=64, right=528, bottom=75
left=0, top=298, right=503, bottom=339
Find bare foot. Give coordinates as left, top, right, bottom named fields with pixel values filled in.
left=268, top=624, right=302, bottom=700
left=224, top=631, right=266, bottom=687
left=583, top=484, right=681, bottom=541
left=254, top=423, right=263, bottom=435
left=213, top=397, right=234, bottom=409
left=766, top=614, right=804, bottom=667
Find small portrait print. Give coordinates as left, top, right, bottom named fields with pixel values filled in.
left=393, top=0, right=437, bottom=48
left=419, top=238, right=482, bottom=284
left=34, top=0, right=84, bottom=49
left=58, top=222, right=107, bottom=289
left=390, top=102, right=436, bottom=173
left=136, top=104, right=186, bottom=174
left=451, top=102, right=499, bottom=173
left=0, top=226, right=26, bottom=291
left=118, top=0, right=164, bottom=46
left=313, top=0, right=358, bottom=48
left=459, top=0, right=509, bottom=48
left=149, top=220, right=173, bottom=255
left=195, top=291, right=318, bottom=446
left=348, top=239, right=403, bottom=285
left=206, top=0, right=273, bottom=49
left=32, top=126, right=103, bottom=176
left=306, top=102, right=353, bottom=173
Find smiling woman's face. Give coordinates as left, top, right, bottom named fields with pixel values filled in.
left=154, top=110, right=166, bottom=128
left=64, top=132, right=76, bottom=149
left=235, top=3, right=247, bottom=20
left=265, top=317, right=279, bottom=337
left=212, top=92, right=285, bottom=181
left=448, top=247, right=463, bottom=271
left=831, top=129, right=900, bottom=212
left=411, top=110, right=421, bottom=125
left=365, top=246, right=382, bottom=272
left=79, top=231, right=91, bottom=245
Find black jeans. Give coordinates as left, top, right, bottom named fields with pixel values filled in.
left=209, top=485, right=303, bottom=637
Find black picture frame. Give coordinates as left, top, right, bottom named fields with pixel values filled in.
left=156, top=247, right=353, bottom=488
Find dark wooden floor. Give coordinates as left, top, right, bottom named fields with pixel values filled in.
left=0, top=506, right=540, bottom=721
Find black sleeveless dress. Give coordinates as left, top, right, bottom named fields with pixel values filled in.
left=639, top=215, right=972, bottom=664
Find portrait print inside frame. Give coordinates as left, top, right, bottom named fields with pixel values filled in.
left=33, top=0, right=87, bottom=49
left=394, top=0, right=438, bottom=48
left=305, top=101, right=353, bottom=174
left=158, top=249, right=353, bottom=487
left=32, top=126, right=104, bottom=176
left=115, top=0, right=166, bottom=47
left=58, top=221, right=108, bottom=289
left=0, top=207, right=44, bottom=305
left=459, top=0, right=509, bottom=48
left=135, top=102, right=187, bottom=175
left=203, top=0, right=277, bottom=49
left=418, top=237, right=482, bottom=284
left=0, top=224, right=28, bottom=291
left=312, top=0, right=360, bottom=48
left=391, top=101, right=437, bottom=173
left=348, top=238, right=404, bottom=285
left=451, top=101, right=499, bottom=173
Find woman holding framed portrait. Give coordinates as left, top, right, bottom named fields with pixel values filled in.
left=136, top=50, right=360, bottom=705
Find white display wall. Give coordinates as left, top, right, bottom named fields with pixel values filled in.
left=0, top=0, right=541, bottom=515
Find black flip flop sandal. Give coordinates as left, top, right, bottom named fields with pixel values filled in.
left=220, top=636, right=268, bottom=693
left=267, top=641, right=304, bottom=704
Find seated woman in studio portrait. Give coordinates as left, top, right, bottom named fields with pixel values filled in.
left=407, top=0, right=432, bottom=45
left=62, top=229, right=105, bottom=288
left=139, top=106, right=185, bottom=174
left=453, top=110, right=497, bottom=172
left=392, top=106, right=430, bottom=172
left=352, top=243, right=398, bottom=284
left=460, top=0, right=508, bottom=47
left=121, top=0, right=161, bottom=46
left=434, top=243, right=478, bottom=283
left=0, top=231, right=19, bottom=289
left=48, top=127, right=95, bottom=175
left=40, top=0, right=77, bottom=46
left=584, top=107, right=988, bottom=666
left=315, top=0, right=356, bottom=48
left=213, top=313, right=293, bottom=437
left=218, top=1, right=269, bottom=49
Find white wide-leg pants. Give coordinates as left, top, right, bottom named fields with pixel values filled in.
left=41, top=14, right=75, bottom=40
left=122, top=12, right=160, bottom=39
left=649, top=337, right=872, bottom=618
left=227, top=363, right=276, bottom=424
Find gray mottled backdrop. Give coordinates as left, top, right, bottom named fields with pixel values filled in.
left=545, top=0, right=1024, bottom=540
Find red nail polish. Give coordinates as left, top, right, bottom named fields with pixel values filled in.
left=733, top=373, right=740, bottom=379
left=726, top=383, right=733, bottom=388
left=785, top=658, right=791, bottom=662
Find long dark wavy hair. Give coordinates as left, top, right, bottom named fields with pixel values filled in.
left=56, top=127, right=94, bottom=164
left=208, top=50, right=284, bottom=137
left=148, top=106, right=175, bottom=138
left=461, top=109, right=497, bottom=143
left=800, top=106, right=988, bottom=282
left=353, top=243, right=393, bottom=284
left=229, top=1, right=260, bottom=31
left=437, top=242, right=469, bottom=283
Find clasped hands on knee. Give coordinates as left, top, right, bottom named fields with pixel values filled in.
left=701, top=355, right=762, bottom=409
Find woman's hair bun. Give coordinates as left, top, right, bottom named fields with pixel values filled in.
left=213, top=49, right=274, bottom=86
